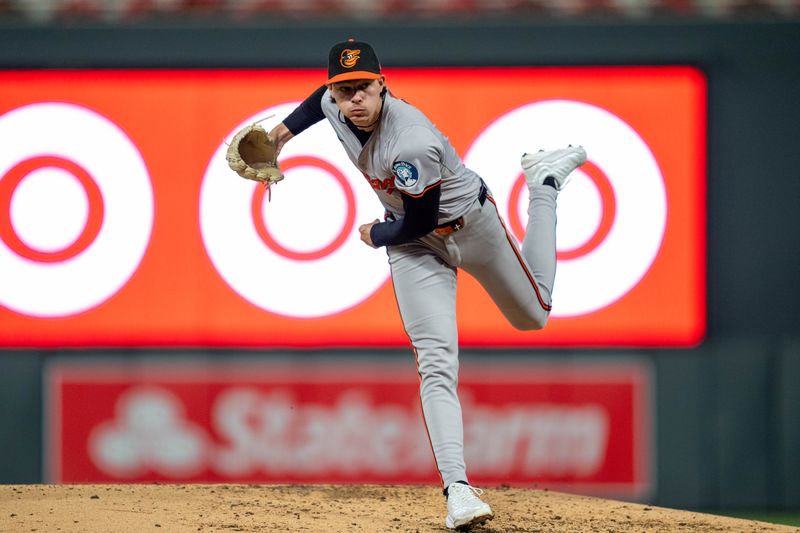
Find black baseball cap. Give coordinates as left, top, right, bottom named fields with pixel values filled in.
left=326, top=39, right=382, bottom=85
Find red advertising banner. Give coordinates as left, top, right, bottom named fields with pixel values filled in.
left=46, top=359, right=652, bottom=498
left=0, top=67, right=705, bottom=347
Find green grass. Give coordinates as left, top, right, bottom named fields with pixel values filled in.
left=706, top=510, right=800, bottom=527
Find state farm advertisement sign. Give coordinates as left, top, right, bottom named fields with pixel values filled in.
left=0, top=67, right=705, bottom=347
left=46, top=360, right=653, bottom=498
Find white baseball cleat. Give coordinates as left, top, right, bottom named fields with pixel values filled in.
left=445, top=483, right=494, bottom=530
left=521, top=145, right=587, bottom=190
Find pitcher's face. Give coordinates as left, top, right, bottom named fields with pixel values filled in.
left=330, top=77, right=385, bottom=130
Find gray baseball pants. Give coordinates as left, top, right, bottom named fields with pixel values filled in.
left=387, top=184, right=559, bottom=488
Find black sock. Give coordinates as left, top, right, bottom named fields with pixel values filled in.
left=443, top=480, right=470, bottom=497
left=543, top=176, right=557, bottom=189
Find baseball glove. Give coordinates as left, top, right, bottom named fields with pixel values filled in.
left=226, top=124, right=284, bottom=186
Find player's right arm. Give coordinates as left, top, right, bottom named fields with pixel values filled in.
left=368, top=186, right=441, bottom=247
left=268, top=85, right=327, bottom=156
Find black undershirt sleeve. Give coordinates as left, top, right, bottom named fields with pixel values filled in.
left=370, top=184, right=442, bottom=247
left=283, top=85, right=327, bottom=135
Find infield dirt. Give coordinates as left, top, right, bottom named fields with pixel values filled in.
left=1, top=484, right=797, bottom=532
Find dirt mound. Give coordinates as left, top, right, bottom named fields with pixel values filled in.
left=1, top=484, right=796, bottom=532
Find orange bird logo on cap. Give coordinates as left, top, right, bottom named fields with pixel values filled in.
left=340, top=49, right=361, bottom=68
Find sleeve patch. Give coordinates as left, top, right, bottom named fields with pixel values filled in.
left=392, top=161, right=419, bottom=188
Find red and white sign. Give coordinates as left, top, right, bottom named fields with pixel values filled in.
left=0, top=67, right=706, bottom=347
left=46, top=359, right=653, bottom=498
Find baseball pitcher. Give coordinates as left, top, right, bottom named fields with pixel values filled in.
left=228, top=39, right=586, bottom=530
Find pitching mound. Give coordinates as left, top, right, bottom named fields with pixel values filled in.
left=2, top=484, right=796, bottom=532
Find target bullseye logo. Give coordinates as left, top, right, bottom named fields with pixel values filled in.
left=464, top=100, right=667, bottom=317
left=507, top=160, right=617, bottom=261
left=251, top=156, right=356, bottom=262
left=0, top=156, right=104, bottom=263
left=0, top=103, right=153, bottom=318
left=200, top=104, right=389, bottom=319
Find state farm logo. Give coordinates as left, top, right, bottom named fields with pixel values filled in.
left=88, top=387, right=208, bottom=477
left=465, top=100, right=667, bottom=317
left=0, top=103, right=153, bottom=317
left=200, top=103, right=390, bottom=318
left=211, top=388, right=431, bottom=477
left=82, top=385, right=610, bottom=481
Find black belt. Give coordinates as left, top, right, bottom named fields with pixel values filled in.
left=434, top=181, right=488, bottom=236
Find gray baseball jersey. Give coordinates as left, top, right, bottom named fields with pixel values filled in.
left=321, top=90, right=481, bottom=224
left=316, top=86, right=571, bottom=490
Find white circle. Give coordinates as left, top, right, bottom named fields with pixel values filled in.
left=261, top=164, right=349, bottom=254
left=464, top=100, right=666, bottom=317
left=200, top=104, right=390, bottom=318
left=0, top=103, right=154, bottom=317
left=10, top=167, right=89, bottom=253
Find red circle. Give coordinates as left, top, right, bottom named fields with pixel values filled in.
left=0, top=156, right=104, bottom=263
left=507, top=160, right=616, bottom=261
left=251, top=156, right=356, bottom=261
